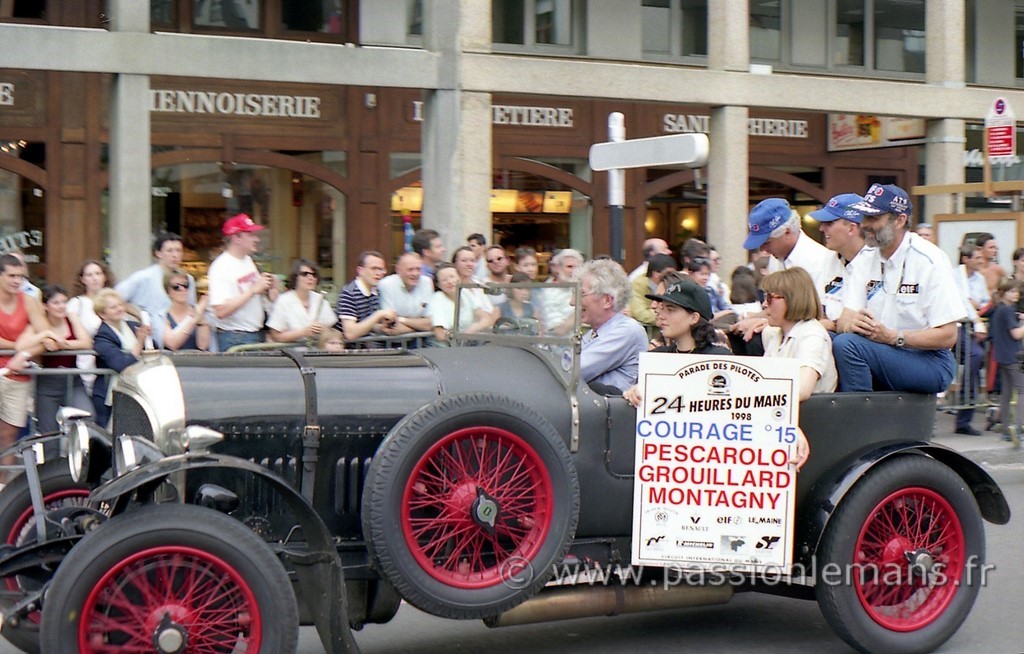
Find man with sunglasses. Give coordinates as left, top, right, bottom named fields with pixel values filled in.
left=115, top=232, right=196, bottom=348
left=832, top=184, right=964, bottom=393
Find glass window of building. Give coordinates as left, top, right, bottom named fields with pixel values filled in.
left=1016, top=4, right=1024, bottom=80
left=750, top=0, right=782, bottom=61
left=835, top=0, right=865, bottom=66
left=642, top=0, right=707, bottom=58
left=151, top=0, right=176, bottom=26
left=873, top=0, right=924, bottom=73
left=408, top=0, right=423, bottom=37
left=0, top=141, right=46, bottom=283
left=281, top=0, right=342, bottom=33
left=0, top=0, right=45, bottom=20
left=194, top=0, right=261, bottom=31
left=493, top=0, right=575, bottom=48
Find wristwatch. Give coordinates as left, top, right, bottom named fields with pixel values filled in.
left=895, top=330, right=906, bottom=348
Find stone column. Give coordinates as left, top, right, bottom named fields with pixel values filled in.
left=923, top=0, right=966, bottom=222
left=421, top=0, right=492, bottom=253
left=706, top=0, right=749, bottom=272
left=708, top=106, right=750, bottom=273
left=107, top=0, right=153, bottom=278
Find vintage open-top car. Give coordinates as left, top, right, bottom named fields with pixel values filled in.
left=0, top=281, right=1010, bottom=654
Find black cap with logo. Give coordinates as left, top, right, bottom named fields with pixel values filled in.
left=645, top=277, right=712, bottom=320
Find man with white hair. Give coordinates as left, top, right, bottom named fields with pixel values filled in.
left=575, top=259, right=648, bottom=394
left=628, top=238, right=672, bottom=281
left=537, top=248, right=584, bottom=336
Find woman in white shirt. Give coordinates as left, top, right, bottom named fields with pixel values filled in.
left=761, top=268, right=838, bottom=399
left=66, top=259, right=115, bottom=395
left=427, top=264, right=494, bottom=345
left=267, top=259, right=336, bottom=343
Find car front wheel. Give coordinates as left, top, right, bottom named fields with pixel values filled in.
left=41, top=503, right=298, bottom=654
left=363, top=392, right=580, bottom=619
left=815, top=455, right=985, bottom=654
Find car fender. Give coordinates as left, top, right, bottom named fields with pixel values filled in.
left=794, top=441, right=1010, bottom=568
left=89, top=452, right=360, bottom=652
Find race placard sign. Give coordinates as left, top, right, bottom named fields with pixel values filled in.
left=631, top=353, right=800, bottom=570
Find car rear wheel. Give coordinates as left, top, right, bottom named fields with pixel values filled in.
left=0, top=459, right=91, bottom=654
left=816, top=455, right=985, bottom=654
left=40, top=503, right=298, bottom=654
left=363, top=392, right=579, bottom=619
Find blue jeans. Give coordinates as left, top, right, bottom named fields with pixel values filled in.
left=833, top=333, right=955, bottom=393
left=217, top=329, right=263, bottom=352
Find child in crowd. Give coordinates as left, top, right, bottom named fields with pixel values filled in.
left=318, top=328, right=345, bottom=352
left=989, top=279, right=1024, bottom=448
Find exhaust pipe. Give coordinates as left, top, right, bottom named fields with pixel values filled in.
left=486, top=583, right=733, bottom=628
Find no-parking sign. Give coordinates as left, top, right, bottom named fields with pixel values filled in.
left=985, top=97, right=1016, bottom=158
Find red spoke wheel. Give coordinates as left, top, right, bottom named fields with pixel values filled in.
left=41, top=503, right=297, bottom=654
left=402, top=426, right=553, bottom=588
left=816, top=456, right=985, bottom=654
left=0, top=459, right=92, bottom=654
left=853, top=487, right=965, bottom=631
left=364, top=393, right=579, bottom=619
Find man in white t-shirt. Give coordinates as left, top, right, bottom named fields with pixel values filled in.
left=833, top=184, right=965, bottom=393
left=207, top=214, right=279, bottom=351
left=810, top=193, right=872, bottom=333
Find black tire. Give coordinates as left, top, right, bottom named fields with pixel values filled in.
left=0, top=459, right=91, bottom=654
left=362, top=392, right=579, bottom=619
left=40, top=503, right=298, bottom=654
left=815, top=455, right=985, bottom=654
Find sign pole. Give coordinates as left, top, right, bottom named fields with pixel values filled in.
left=608, top=112, right=625, bottom=263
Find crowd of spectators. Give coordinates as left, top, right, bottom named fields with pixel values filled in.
left=1, top=183, right=1019, bottom=452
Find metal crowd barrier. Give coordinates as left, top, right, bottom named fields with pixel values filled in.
left=944, top=318, right=1001, bottom=413
left=225, top=331, right=434, bottom=353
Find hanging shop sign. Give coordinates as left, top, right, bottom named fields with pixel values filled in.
left=0, top=83, right=12, bottom=106
left=827, top=114, right=926, bottom=151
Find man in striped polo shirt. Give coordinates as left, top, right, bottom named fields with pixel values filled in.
left=336, top=251, right=398, bottom=347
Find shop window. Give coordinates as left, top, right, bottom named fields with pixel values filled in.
left=750, top=0, right=782, bottom=61
left=0, top=141, right=46, bottom=282
left=874, top=0, right=924, bottom=73
left=835, top=0, right=865, bottom=66
left=492, top=0, right=577, bottom=49
left=642, top=0, right=707, bottom=58
left=194, top=0, right=260, bottom=31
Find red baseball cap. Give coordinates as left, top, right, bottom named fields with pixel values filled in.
left=222, top=213, right=265, bottom=236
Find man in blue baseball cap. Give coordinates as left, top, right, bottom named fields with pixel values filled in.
left=732, top=198, right=843, bottom=351
left=833, top=183, right=966, bottom=393
left=811, top=193, right=870, bottom=333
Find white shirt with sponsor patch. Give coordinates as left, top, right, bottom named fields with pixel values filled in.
left=767, top=231, right=845, bottom=318
left=844, top=232, right=966, bottom=331
left=821, top=245, right=874, bottom=322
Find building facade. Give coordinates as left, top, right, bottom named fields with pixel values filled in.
left=0, top=0, right=1021, bottom=287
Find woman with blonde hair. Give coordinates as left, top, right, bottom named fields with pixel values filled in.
left=162, top=269, right=211, bottom=351
left=90, top=289, right=151, bottom=426
left=760, top=267, right=838, bottom=398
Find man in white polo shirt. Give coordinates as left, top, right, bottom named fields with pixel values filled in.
left=378, top=251, right=433, bottom=335
left=833, top=184, right=964, bottom=393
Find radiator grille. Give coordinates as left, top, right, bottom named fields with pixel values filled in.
left=111, top=391, right=153, bottom=440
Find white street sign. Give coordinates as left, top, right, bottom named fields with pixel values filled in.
left=985, top=97, right=1016, bottom=158
left=589, top=132, right=709, bottom=171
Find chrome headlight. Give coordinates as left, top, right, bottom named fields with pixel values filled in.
left=66, top=421, right=90, bottom=483
left=114, top=435, right=164, bottom=476
left=177, top=425, right=224, bottom=453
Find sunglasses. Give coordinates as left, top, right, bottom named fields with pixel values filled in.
left=764, top=292, right=785, bottom=304
left=299, top=270, right=319, bottom=278
left=168, top=283, right=188, bottom=291
left=487, top=257, right=506, bottom=264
